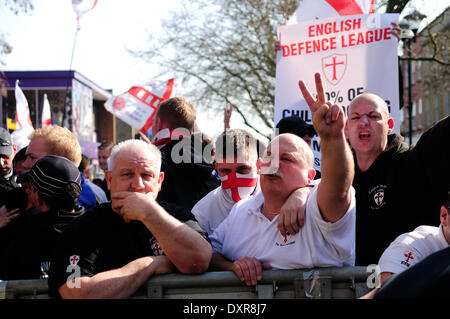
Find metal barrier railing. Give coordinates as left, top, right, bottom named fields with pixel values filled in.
left=0, top=266, right=374, bottom=299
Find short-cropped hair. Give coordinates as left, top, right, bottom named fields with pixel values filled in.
left=108, top=139, right=161, bottom=172
left=29, top=125, right=82, bottom=166
left=156, top=97, right=196, bottom=131
left=98, top=140, right=114, bottom=151
left=214, top=129, right=258, bottom=164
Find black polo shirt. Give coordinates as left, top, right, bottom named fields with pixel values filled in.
left=48, top=201, right=208, bottom=298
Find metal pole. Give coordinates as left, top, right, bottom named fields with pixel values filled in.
left=407, top=38, right=413, bottom=146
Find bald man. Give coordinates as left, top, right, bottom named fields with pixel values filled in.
left=343, top=91, right=450, bottom=266
left=210, top=84, right=356, bottom=286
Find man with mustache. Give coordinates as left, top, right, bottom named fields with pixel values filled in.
left=210, top=78, right=356, bottom=286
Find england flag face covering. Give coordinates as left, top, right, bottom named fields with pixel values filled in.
left=220, top=171, right=258, bottom=202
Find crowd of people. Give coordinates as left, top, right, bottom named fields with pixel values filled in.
left=0, top=72, right=448, bottom=299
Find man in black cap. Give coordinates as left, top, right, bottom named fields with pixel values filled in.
left=276, top=116, right=316, bottom=147
left=0, top=155, right=84, bottom=280
left=0, top=127, right=19, bottom=200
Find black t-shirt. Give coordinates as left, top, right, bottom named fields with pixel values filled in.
left=48, top=201, right=208, bottom=298
left=354, top=116, right=450, bottom=266
left=0, top=207, right=84, bottom=280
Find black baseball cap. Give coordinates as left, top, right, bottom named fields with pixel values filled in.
left=0, top=127, right=13, bottom=156
left=18, top=155, right=82, bottom=204
left=276, top=116, right=316, bottom=138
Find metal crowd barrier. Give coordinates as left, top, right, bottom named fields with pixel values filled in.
left=0, top=266, right=373, bottom=299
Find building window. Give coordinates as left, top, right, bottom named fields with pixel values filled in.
left=434, top=93, right=440, bottom=122
left=424, top=96, right=430, bottom=127
left=446, top=91, right=450, bottom=116
left=417, top=61, right=422, bottom=82
left=417, top=98, right=422, bottom=129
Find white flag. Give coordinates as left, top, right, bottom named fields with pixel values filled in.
left=72, top=0, right=98, bottom=28
left=42, top=93, right=52, bottom=127
left=12, top=80, right=34, bottom=150
left=14, top=80, right=34, bottom=131
left=288, top=0, right=375, bottom=24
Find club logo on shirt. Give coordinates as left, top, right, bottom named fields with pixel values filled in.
left=69, top=255, right=80, bottom=266
left=275, top=231, right=295, bottom=247
left=150, top=238, right=165, bottom=256
left=374, top=191, right=384, bottom=206
left=369, top=185, right=388, bottom=210
left=401, top=251, right=416, bottom=267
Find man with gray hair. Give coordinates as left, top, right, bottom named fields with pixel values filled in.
left=49, top=139, right=212, bottom=299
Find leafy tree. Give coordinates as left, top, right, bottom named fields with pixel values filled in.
left=0, top=0, right=33, bottom=65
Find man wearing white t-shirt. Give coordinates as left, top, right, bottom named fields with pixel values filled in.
left=377, top=192, right=450, bottom=284
left=210, top=76, right=356, bottom=286
left=192, top=129, right=311, bottom=237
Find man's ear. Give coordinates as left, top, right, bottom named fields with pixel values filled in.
left=158, top=172, right=165, bottom=191
left=387, top=118, right=394, bottom=134
left=105, top=171, right=112, bottom=191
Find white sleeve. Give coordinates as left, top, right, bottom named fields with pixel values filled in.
left=191, top=201, right=213, bottom=236
left=307, top=185, right=356, bottom=263
left=378, top=235, right=423, bottom=274
left=209, top=209, right=233, bottom=254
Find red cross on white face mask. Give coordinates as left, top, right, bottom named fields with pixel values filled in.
left=220, top=171, right=258, bottom=202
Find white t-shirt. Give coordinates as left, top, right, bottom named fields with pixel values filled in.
left=192, top=184, right=261, bottom=236
left=378, top=225, right=449, bottom=274
left=210, top=184, right=356, bottom=269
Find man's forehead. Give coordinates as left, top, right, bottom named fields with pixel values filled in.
left=114, top=150, right=157, bottom=167
left=267, top=135, right=301, bottom=153
left=349, top=94, right=388, bottom=114
left=26, top=139, right=48, bottom=155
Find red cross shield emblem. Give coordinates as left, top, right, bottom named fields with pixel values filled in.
left=374, top=191, right=384, bottom=207
left=69, top=255, right=80, bottom=266
left=151, top=240, right=164, bottom=256
left=321, top=53, right=347, bottom=86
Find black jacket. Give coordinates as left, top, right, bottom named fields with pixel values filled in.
left=157, top=134, right=220, bottom=210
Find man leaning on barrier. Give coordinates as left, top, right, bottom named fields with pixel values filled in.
left=210, top=74, right=356, bottom=286
left=48, top=139, right=212, bottom=299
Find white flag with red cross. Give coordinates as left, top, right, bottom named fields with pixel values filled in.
left=104, top=78, right=175, bottom=133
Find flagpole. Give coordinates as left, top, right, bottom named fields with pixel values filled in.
left=62, top=26, right=79, bottom=129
